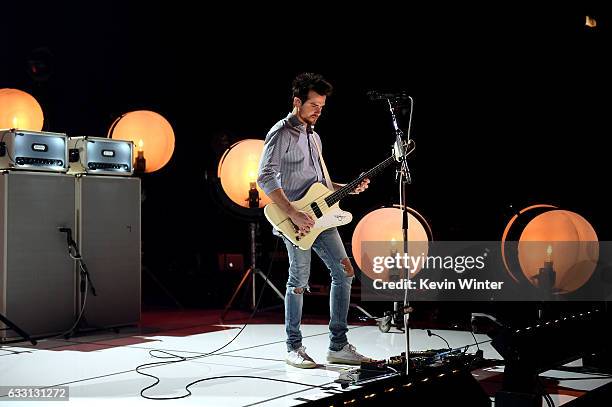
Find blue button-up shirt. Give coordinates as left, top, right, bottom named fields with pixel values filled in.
left=258, top=113, right=327, bottom=201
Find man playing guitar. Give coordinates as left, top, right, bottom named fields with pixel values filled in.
left=258, top=72, right=371, bottom=368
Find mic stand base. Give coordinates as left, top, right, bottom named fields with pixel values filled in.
left=377, top=303, right=413, bottom=333
left=62, top=317, right=122, bottom=340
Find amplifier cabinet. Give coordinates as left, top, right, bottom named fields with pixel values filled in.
left=75, top=175, right=141, bottom=329
left=0, top=172, right=76, bottom=340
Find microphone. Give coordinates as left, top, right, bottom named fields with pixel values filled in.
left=367, top=90, right=410, bottom=101
left=427, top=329, right=451, bottom=350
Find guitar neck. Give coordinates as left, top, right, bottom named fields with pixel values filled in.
left=325, top=154, right=396, bottom=207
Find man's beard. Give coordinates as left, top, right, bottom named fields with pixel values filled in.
left=302, top=114, right=318, bottom=125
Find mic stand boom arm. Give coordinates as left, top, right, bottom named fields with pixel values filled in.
left=388, top=98, right=411, bottom=183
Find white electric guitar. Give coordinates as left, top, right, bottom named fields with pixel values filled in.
left=264, top=139, right=415, bottom=250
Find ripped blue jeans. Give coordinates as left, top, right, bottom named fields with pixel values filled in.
left=283, top=227, right=353, bottom=352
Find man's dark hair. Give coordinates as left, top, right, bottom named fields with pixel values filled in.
left=292, top=72, right=333, bottom=104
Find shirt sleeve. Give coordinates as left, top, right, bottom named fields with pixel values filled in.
left=257, top=129, right=284, bottom=195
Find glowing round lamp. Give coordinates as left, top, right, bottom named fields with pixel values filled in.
left=501, top=204, right=558, bottom=283
left=0, top=88, right=44, bottom=131
left=518, top=210, right=598, bottom=293
left=502, top=205, right=599, bottom=293
left=217, top=139, right=271, bottom=209
left=108, top=110, right=175, bottom=173
left=352, top=206, right=431, bottom=282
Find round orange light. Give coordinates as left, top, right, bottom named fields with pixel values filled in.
left=108, top=110, right=175, bottom=173
left=518, top=210, right=599, bottom=293
left=501, top=204, right=558, bottom=283
left=217, top=139, right=271, bottom=209
left=0, top=88, right=44, bottom=131
left=351, top=206, right=431, bottom=282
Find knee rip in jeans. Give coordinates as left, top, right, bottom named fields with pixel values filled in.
left=341, top=258, right=354, bottom=277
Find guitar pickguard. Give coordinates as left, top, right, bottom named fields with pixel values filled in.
left=314, top=206, right=353, bottom=230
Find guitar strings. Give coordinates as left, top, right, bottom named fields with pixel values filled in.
left=276, top=169, right=379, bottom=230
left=275, top=148, right=409, bottom=232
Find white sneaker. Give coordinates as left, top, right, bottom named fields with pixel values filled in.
left=326, top=344, right=372, bottom=365
left=286, top=346, right=317, bottom=369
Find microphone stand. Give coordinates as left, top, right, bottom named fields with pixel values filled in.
left=386, top=95, right=414, bottom=376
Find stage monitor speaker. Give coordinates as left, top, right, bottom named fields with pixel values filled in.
left=310, top=366, right=491, bottom=406
left=0, top=171, right=76, bottom=340
left=75, top=175, right=141, bottom=329
left=476, top=309, right=605, bottom=406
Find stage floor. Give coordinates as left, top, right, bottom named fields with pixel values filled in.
left=0, top=309, right=608, bottom=406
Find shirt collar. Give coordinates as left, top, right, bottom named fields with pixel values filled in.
left=287, top=113, right=306, bottom=130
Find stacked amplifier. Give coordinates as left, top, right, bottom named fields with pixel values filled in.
left=0, top=129, right=68, bottom=172
left=0, top=129, right=141, bottom=341
left=0, top=129, right=134, bottom=175
left=68, top=136, right=134, bottom=175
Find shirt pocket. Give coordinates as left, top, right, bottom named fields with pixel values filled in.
left=282, top=145, right=305, bottom=166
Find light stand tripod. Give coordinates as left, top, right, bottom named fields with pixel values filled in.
left=0, top=313, right=37, bottom=345
left=221, top=183, right=284, bottom=320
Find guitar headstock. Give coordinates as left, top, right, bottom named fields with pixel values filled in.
left=393, top=139, right=415, bottom=162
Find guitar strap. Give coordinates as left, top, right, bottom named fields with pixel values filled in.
left=310, top=134, right=334, bottom=191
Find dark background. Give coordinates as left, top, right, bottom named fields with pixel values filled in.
left=2, top=3, right=609, bottom=318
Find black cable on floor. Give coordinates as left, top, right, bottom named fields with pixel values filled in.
left=135, top=238, right=322, bottom=400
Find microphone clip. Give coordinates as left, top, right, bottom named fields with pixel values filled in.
left=368, top=90, right=410, bottom=104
